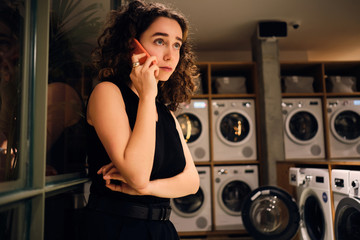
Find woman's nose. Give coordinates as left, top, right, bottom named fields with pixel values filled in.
left=163, top=46, right=173, bottom=61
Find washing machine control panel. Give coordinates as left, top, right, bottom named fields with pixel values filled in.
left=349, top=171, right=360, bottom=197
left=217, top=168, right=228, bottom=175
left=351, top=179, right=359, bottom=190
left=289, top=168, right=306, bottom=186
left=335, top=178, right=345, bottom=188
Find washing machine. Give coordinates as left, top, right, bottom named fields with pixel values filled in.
left=170, top=166, right=212, bottom=232
left=239, top=168, right=333, bottom=240
left=290, top=168, right=334, bottom=240
left=327, top=98, right=360, bottom=158
left=213, top=165, right=258, bottom=230
left=333, top=170, right=360, bottom=239
left=282, top=98, right=325, bottom=159
left=212, top=99, right=257, bottom=161
left=175, top=99, right=210, bottom=162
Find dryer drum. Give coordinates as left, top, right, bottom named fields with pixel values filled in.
left=173, top=187, right=204, bottom=216
left=219, top=113, right=250, bottom=143
left=289, top=111, right=318, bottom=141
left=221, top=180, right=251, bottom=214
left=177, top=113, right=202, bottom=143
left=333, top=110, right=360, bottom=142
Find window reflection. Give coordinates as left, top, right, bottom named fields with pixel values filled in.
left=0, top=1, right=24, bottom=182
left=46, top=0, right=104, bottom=177
left=0, top=201, right=28, bottom=240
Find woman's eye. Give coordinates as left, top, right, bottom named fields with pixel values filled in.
left=174, top=42, right=181, bottom=50
left=154, top=39, right=164, bottom=45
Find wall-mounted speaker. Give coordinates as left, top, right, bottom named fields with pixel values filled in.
left=257, top=21, right=287, bottom=38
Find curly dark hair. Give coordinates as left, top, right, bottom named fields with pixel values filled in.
left=92, top=0, right=199, bottom=111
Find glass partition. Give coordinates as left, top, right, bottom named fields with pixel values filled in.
left=46, top=0, right=108, bottom=182
left=0, top=0, right=26, bottom=185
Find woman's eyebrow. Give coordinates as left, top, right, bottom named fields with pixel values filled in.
left=151, top=32, right=183, bottom=42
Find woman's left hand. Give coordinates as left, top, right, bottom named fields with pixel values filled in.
left=97, top=163, right=149, bottom=195
left=105, top=179, right=148, bottom=195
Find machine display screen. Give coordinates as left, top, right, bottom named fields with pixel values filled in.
left=194, top=102, right=207, bottom=108
left=316, top=176, right=324, bottom=183
left=354, top=100, right=360, bottom=106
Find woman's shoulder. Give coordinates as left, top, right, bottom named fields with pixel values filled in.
left=93, top=81, right=120, bottom=91
left=87, top=81, right=126, bottom=125
left=90, top=81, right=124, bottom=100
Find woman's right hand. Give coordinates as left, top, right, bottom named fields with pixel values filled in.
left=129, top=53, right=159, bottom=99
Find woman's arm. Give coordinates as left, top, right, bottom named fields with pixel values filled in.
left=104, top=111, right=200, bottom=198
left=88, top=54, right=159, bottom=190
left=144, top=111, right=200, bottom=198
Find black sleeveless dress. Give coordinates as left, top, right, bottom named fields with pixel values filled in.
left=85, top=81, right=186, bottom=240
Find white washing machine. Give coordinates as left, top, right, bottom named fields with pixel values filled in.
left=175, top=99, right=210, bottom=162
left=289, top=167, right=334, bottom=240
left=213, top=165, right=258, bottom=230
left=282, top=98, right=325, bottom=159
left=170, top=166, right=212, bottom=232
left=239, top=167, right=334, bottom=240
left=212, top=99, right=257, bottom=161
left=327, top=98, right=360, bottom=158
left=333, top=170, right=360, bottom=239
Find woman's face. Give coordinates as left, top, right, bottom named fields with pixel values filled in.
left=139, top=17, right=183, bottom=81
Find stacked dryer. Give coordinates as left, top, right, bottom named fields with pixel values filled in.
left=332, top=169, right=360, bottom=239
left=175, top=99, right=210, bottom=162
left=327, top=98, right=360, bottom=158
left=170, top=166, right=212, bottom=232
left=213, top=165, right=258, bottom=230
left=211, top=99, right=257, bottom=161
left=282, top=98, right=325, bottom=159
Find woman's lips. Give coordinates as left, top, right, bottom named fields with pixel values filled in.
left=160, top=66, right=173, bottom=72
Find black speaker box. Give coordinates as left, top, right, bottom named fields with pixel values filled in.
left=258, top=21, right=287, bottom=38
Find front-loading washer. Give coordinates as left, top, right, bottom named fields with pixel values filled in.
left=239, top=167, right=336, bottom=240
left=282, top=98, right=325, bottom=159
left=175, top=99, right=210, bottom=162
left=213, top=165, right=258, bottom=230
left=212, top=99, right=257, bottom=161
left=170, top=166, right=212, bottom=232
left=289, top=167, right=334, bottom=240
left=327, top=98, right=360, bottom=158
left=334, top=170, right=360, bottom=239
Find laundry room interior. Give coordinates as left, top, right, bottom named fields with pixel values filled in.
left=0, top=0, right=359, bottom=240
left=156, top=0, right=360, bottom=239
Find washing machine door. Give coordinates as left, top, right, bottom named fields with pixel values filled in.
left=177, top=113, right=202, bottom=144
left=171, top=186, right=204, bottom=218
left=217, top=111, right=251, bottom=146
left=331, top=110, right=360, bottom=144
left=219, top=179, right=252, bottom=215
left=286, top=110, right=318, bottom=144
left=335, top=197, right=360, bottom=240
left=242, top=186, right=300, bottom=240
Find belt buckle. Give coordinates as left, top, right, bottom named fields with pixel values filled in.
left=160, top=206, right=171, bottom=221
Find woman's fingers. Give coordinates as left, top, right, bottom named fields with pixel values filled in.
left=97, top=162, right=114, bottom=174
left=131, top=53, right=147, bottom=65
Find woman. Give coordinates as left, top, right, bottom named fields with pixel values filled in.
left=85, top=0, right=200, bottom=239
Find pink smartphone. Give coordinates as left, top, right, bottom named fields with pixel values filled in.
left=132, top=39, right=151, bottom=65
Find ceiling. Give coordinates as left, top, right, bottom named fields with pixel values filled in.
left=151, top=0, right=360, bottom=60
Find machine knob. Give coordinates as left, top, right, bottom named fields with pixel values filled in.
left=352, top=180, right=359, bottom=189
left=305, top=175, right=312, bottom=183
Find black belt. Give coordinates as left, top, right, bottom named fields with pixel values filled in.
left=87, top=195, right=172, bottom=221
